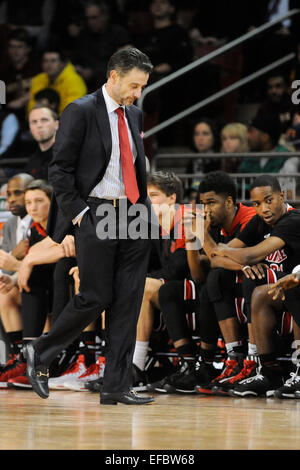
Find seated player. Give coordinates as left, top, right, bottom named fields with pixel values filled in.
left=132, top=171, right=191, bottom=390
left=230, top=271, right=300, bottom=399
left=211, top=175, right=300, bottom=397
left=152, top=171, right=257, bottom=394
left=0, top=181, right=79, bottom=387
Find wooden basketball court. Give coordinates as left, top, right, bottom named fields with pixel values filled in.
left=1, top=388, right=300, bottom=450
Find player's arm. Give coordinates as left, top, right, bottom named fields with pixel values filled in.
left=209, top=237, right=246, bottom=270
left=212, top=236, right=285, bottom=265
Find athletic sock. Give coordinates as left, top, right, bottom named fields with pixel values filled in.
left=225, top=340, right=244, bottom=356
left=248, top=342, right=258, bottom=356
left=133, top=341, right=149, bottom=371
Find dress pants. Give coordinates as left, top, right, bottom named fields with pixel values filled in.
left=33, top=199, right=151, bottom=393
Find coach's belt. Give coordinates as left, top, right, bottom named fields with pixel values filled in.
left=87, top=197, right=125, bottom=207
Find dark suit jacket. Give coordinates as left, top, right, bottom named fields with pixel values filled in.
left=47, top=87, right=151, bottom=242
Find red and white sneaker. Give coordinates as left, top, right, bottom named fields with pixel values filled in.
left=48, top=354, right=87, bottom=390
left=196, top=355, right=242, bottom=395
left=0, top=354, right=26, bottom=388
left=212, top=356, right=258, bottom=396
left=7, top=373, right=32, bottom=389
left=64, top=356, right=106, bottom=391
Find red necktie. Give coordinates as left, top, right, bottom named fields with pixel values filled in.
left=115, top=107, right=140, bottom=204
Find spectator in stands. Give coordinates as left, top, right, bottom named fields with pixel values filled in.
left=48, top=0, right=85, bottom=52
left=0, top=173, right=33, bottom=380
left=190, top=118, right=220, bottom=177
left=256, top=73, right=294, bottom=134
left=28, top=46, right=87, bottom=116
left=0, top=0, right=56, bottom=51
left=33, top=88, right=60, bottom=115
left=220, top=122, right=249, bottom=173
left=1, top=28, right=41, bottom=126
left=131, top=171, right=190, bottom=390
left=139, top=0, right=192, bottom=78
left=175, top=0, right=204, bottom=48
left=211, top=175, right=300, bottom=398
left=277, top=112, right=300, bottom=198
left=70, top=0, right=131, bottom=91
left=25, top=105, right=58, bottom=180
left=238, top=113, right=290, bottom=174
left=134, top=0, right=193, bottom=145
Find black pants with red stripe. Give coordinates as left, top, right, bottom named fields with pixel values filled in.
left=206, top=268, right=246, bottom=324
left=158, top=280, right=220, bottom=345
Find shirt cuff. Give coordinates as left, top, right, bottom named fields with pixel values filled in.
left=72, top=207, right=89, bottom=225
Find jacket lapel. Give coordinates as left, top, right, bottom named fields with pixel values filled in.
left=95, top=88, right=112, bottom=166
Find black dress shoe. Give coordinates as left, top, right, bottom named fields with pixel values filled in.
left=23, top=343, right=49, bottom=399
left=100, top=389, right=155, bottom=405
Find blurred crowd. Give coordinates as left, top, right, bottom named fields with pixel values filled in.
left=1, top=0, right=300, bottom=167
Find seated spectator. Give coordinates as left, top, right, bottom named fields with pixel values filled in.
left=1, top=0, right=56, bottom=51
left=25, top=105, right=58, bottom=180
left=28, top=46, right=87, bottom=116
left=256, top=72, right=294, bottom=134
left=131, top=171, right=190, bottom=390
left=220, top=122, right=249, bottom=173
left=189, top=118, right=220, bottom=179
left=134, top=0, right=193, bottom=145
left=34, top=88, right=60, bottom=114
left=1, top=28, right=41, bottom=126
left=282, top=111, right=300, bottom=198
left=211, top=175, right=300, bottom=398
left=136, top=0, right=192, bottom=80
left=238, top=113, right=290, bottom=174
left=47, top=0, right=85, bottom=53
left=70, top=0, right=131, bottom=92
